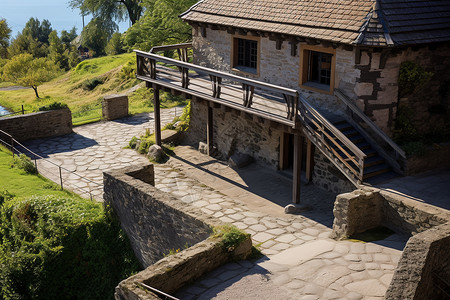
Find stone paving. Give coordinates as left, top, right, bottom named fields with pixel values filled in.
left=24, top=108, right=182, bottom=199
left=23, top=111, right=409, bottom=299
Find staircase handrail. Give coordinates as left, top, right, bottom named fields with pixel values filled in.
left=335, top=88, right=406, bottom=159
left=298, top=96, right=366, bottom=183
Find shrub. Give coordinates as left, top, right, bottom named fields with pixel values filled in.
left=128, top=136, right=138, bottom=149
left=12, top=154, right=37, bottom=174
left=0, top=189, right=14, bottom=205
left=212, top=225, right=249, bottom=252
left=38, top=101, right=68, bottom=111
left=81, top=77, right=104, bottom=91
left=138, top=138, right=154, bottom=154
left=0, top=196, right=140, bottom=300
left=398, top=61, right=433, bottom=98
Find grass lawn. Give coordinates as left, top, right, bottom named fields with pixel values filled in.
left=0, top=53, right=186, bottom=126
left=0, top=146, right=81, bottom=200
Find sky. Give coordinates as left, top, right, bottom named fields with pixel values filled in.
left=0, top=0, right=130, bottom=38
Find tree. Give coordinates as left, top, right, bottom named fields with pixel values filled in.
left=70, top=0, right=143, bottom=25
left=105, top=32, right=124, bottom=55
left=81, top=18, right=116, bottom=56
left=8, top=33, right=49, bottom=58
left=0, top=19, right=11, bottom=58
left=1, top=54, right=59, bottom=98
left=48, top=31, right=69, bottom=70
left=123, top=0, right=196, bottom=51
left=22, top=18, right=53, bottom=44
left=60, top=27, right=78, bottom=49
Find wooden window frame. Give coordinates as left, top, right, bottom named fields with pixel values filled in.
left=231, top=34, right=260, bottom=76
left=299, top=44, right=336, bottom=95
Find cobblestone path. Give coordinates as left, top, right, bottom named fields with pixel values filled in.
left=23, top=111, right=408, bottom=299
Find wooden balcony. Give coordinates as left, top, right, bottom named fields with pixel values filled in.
left=134, top=44, right=384, bottom=204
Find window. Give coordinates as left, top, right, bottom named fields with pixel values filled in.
left=300, top=45, right=336, bottom=94
left=232, top=36, right=259, bottom=74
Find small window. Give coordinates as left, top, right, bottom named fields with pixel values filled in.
left=300, top=46, right=335, bottom=93
left=308, top=51, right=332, bottom=86
left=232, top=37, right=259, bottom=74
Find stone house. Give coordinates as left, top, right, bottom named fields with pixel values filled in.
left=135, top=0, right=450, bottom=203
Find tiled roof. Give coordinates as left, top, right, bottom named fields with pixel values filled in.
left=181, top=0, right=450, bottom=46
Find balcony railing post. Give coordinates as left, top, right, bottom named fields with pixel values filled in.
left=181, top=67, right=189, bottom=89
left=150, top=59, right=156, bottom=79
left=59, top=166, right=63, bottom=190
left=242, top=84, right=254, bottom=108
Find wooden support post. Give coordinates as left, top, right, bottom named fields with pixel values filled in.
left=306, top=138, right=315, bottom=183
left=153, top=87, right=162, bottom=146
left=207, top=103, right=214, bottom=156
left=292, top=134, right=304, bottom=204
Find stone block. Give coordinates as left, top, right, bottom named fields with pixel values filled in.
left=354, top=82, right=373, bottom=96
left=148, top=144, right=163, bottom=161
left=228, top=152, right=254, bottom=169
left=161, top=130, right=181, bottom=144
left=102, top=94, right=128, bottom=121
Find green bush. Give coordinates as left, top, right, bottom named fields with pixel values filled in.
left=398, top=61, right=433, bottom=98
left=81, top=77, right=104, bottom=91
left=138, top=138, right=154, bottom=154
left=213, top=225, right=249, bottom=252
left=12, top=154, right=38, bottom=174
left=0, top=196, right=140, bottom=300
left=128, top=136, right=138, bottom=149
left=38, top=101, right=68, bottom=111
left=0, top=189, right=14, bottom=205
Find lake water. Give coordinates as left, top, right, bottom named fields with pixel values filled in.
left=0, top=105, right=8, bottom=116
left=1, top=0, right=129, bottom=37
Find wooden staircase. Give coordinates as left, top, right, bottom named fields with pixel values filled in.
left=332, top=120, right=393, bottom=182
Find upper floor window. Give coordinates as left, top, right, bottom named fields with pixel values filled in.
left=300, top=45, right=336, bottom=94
left=232, top=36, right=259, bottom=75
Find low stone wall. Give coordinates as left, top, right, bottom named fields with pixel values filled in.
left=0, top=108, right=72, bottom=141
left=102, top=94, right=129, bottom=121
left=404, top=143, right=450, bottom=175
left=104, top=164, right=252, bottom=299
left=103, top=164, right=217, bottom=268
left=331, top=188, right=450, bottom=299
left=116, top=236, right=252, bottom=299
left=331, top=188, right=449, bottom=238
left=385, top=222, right=450, bottom=300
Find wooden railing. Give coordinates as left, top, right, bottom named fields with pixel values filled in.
left=135, top=45, right=299, bottom=128
left=298, top=98, right=366, bottom=185
left=335, top=89, right=406, bottom=160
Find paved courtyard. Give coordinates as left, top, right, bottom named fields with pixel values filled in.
left=24, top=110, right=411, bottom=299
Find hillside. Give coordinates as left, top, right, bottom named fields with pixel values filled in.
left=0, top=53, right=185, bottom=125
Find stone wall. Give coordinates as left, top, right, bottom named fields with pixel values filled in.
left=102, top=94, right=129, bottom=121
left=331, top=188, right=450, bottom=239
left=404, top=143, right=450, bottom=176
left=0, top=108, right=72, bottom=142
left=103, top=164, right=217, bottom=268
left=385, top=222, right=450, bottom=300
left=312, top=151, right=355, bottom=194
left=185, top=100, right=284, bottom=169
left=115, top=236, right=252, bottom=300
left=331, top=188, right=450, bottom=299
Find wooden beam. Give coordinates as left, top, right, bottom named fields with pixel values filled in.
left=153, top=87, right=162, bottom=146
left=306, top=138, right=315, bottom=183
left=279, top=132, right=289, bottom=170
left=292, top=134, right=304, bottom=203
left=207, top=103, right=214, bottom=156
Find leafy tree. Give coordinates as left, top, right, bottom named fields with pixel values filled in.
left=1, top=53, right=59, bottom=98
left=70, top=0, right=143, bottom=25
left=0, top=19, right=11, bottom=58
left=48, top=31, right=70, bottom=70
left=60, top=27, right=78, bottom=49
left=81, top=18, right=116, bottom=56
left=105, top=32, right=124, bottom=55
left=8, top=33, right=49, bottom=58
left=123, top=0, right=196, bottom=51
left=22, top=17, right=53, bottom=44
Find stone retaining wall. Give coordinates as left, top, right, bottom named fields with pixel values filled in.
left=0, top=108, right=72, bottom=141
left=103, top=164, right=217, bottom=268
left=103, top=164, right=252, bottom=299
left=312, top=151, right=355, bottom=194
left=102, top=94, right=129, bottom=121
left=331, top=188, right=450, bottom=299
left=115, top=236, right=252, bottom=299
left=385, top=222, right=450, bottom=300
left=331, top=188, right=449, bottom=239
